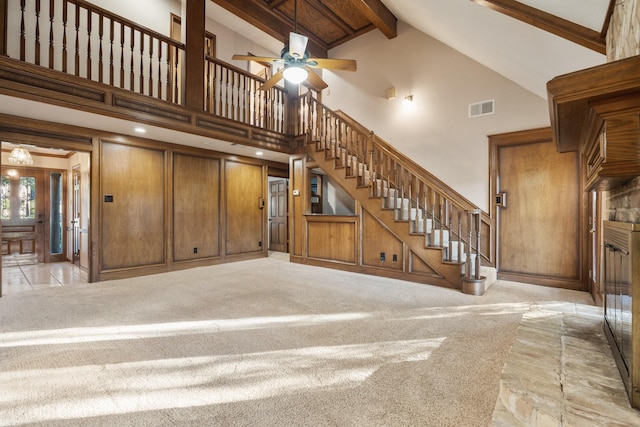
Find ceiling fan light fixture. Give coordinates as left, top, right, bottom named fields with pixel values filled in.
left=289, top=32, right=308, bottom=59
left=283, top=65, right=308, bottom=84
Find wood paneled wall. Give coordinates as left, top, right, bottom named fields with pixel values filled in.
left=225, top=161, right=264, bottom=255
left=101, top=142, right=166, bottom=270
left=173, top=154, right=221, bottom=261
left=99, top=140, right=272, bottom=279
left=289, top=157, right=460, bottom=287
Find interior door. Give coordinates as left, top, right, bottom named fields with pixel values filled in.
left=1, top=168, right=45, bottom=265
left=493, top=132, right=583, bottom=289
left=269, top=179, right=288, bottom=252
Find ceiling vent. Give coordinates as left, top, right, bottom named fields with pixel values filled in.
left=469, top=99, right=495, bottom=118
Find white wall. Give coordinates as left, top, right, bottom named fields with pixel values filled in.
left=322, top=176, right=355, bottom=215
left=323, top=22, right=551, bottom=211
left=88, top=0, right=180, bottom=36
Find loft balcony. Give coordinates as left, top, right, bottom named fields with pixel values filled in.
left=0, top=0, right=298, bottom=156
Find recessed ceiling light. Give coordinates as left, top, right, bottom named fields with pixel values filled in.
left=256, top=151, right=264, bottom=156
left=134, top=127, right=146, bottom=133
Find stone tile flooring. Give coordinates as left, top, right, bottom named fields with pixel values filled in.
left=1, top=262, right=87, bottom=295
left=492, top=302, right=640, bottom=426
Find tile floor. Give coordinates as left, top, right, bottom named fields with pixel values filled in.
left=1, top=261, right=88, bottom=295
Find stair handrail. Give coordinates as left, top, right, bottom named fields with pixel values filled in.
left=298, top=92, right=493, bottom=266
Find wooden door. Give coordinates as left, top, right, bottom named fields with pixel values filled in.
left=269, top=179, right=288, bottom=252
left=1, top=168, right=45, bottom=265
left=491, top=129, right=584, bottom=290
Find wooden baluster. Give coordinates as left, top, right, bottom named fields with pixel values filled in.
left=466, top=211, right=473, bottom=278
left=475, top=212, right=481, bottom=279
left=437, top=197, right=443, bottom=247
left=109, top=19, right=114, bottom=85
left=48, top=0, right=55, bottom=69
left=139, top=31, right=144, bottom=94
left=119, top=22, right=125, bottom=88
left=175, top=45, right=180, bottom=103
left=148, top=35, right=154, bottom=98
left=98, top=13, right=104, bottom=83
left=35, top=0, right=41, bottom=66
left=205, top=58, right=210, bottom=112
left=446, top=199, right=451, bottom=257
left=164, top=42, right=170, bottom=101
left=457, top=211, right=462, bottom=263
left=19, top=0, right=26, bottom=61
left=86, top=7, right=91, bottom=79
left=157, top=40, right=162, bottom=100
left=233, top=71, right=238, bottom=121
left=218, top=63, right=224, bottom=115
left=225, top=68, right=230, bottom=118
left=74, top=2, right=79, bottom=76
left=62, top=0, right=67, bottom=72
left=129, top=27, right=134, bottom=91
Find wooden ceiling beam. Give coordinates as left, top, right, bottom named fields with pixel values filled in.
left=209, top=0, right=328, bottom=57
left=350, top=0, right=397, bottom=39
left=470, top=0, right=606, bottom=54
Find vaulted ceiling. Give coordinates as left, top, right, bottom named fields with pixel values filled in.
left=208, top=0, right=613, bottom=98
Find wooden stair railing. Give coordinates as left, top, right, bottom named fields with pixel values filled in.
left=298, top=92, right=493, bottom=282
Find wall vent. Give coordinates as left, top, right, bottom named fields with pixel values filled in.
left=469, top=99, right=495, bottom=118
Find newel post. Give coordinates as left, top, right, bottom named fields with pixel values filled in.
left=181, top=0, right=205, bottom=109
left=0, top=0, right=7, bottom=56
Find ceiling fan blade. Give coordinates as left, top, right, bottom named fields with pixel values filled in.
left=308, top=58, right=357, bottom=72
left=289, top=32, right=308, bottom=59
left=304, top=67, right=328, bottom=91
left=259, top=69, right=285, bottom=90
left=232, top=54, right=282, bottom=63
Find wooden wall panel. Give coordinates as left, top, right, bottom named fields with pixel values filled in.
left=307, top=218, right=356, bottom=264
left=225, top=161, right=264, bottom=255
left=361, top=209, right=403, bottom=270
left=101, top=142, right=165, bottom=270
left=173, top=154, right=220, bottom=261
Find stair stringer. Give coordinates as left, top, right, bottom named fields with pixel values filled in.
left=304, top=145, right=463, bottom=289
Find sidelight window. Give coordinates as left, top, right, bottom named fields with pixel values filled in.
left=19, top=177, right=36, bottom=219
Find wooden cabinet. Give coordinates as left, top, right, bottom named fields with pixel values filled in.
left=548, top=55, right=640, bottom=191
left=603, top=221, right=640, bottom=408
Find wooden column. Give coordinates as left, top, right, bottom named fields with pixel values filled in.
left=181, top=0, right=205, bottom=110
left=0, top=0, right=7, bottom=56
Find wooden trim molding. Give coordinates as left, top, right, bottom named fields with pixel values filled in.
left=471, top=0, right=606, bottom=54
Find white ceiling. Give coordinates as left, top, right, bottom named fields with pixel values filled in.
left=517, top=0, right=611, bottom=31
left=379, top=0, right=607, bottom=99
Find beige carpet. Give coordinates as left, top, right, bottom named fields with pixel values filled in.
left=0, top=253, right=594, bottom=426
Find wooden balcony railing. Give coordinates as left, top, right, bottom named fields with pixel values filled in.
left=205, top=56, right=287, bottom=134
left=5, top=0, right=288, bottom=134
left=8, top=0, right=184, bottom=102
left=298, top=92, right=493, bottom=267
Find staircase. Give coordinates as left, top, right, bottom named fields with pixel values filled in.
left=297, top=94, right=495, bottom=294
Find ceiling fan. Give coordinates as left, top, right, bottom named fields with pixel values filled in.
left=231, top=0, right=357, bottom=92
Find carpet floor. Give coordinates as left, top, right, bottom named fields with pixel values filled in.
left=0, top=253, right=595, bottom=426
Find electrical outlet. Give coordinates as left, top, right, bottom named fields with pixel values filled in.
left=259, top=241, right=262, bottom=247
left=193, top=247, right=198, bottom=254
left=392, top=254, right=398, bottom=262
left=380, top=252, right=386, bottom=262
